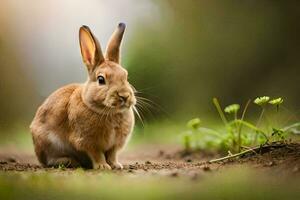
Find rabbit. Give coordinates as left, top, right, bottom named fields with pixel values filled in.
left=30, top=23, right=136, bottom=170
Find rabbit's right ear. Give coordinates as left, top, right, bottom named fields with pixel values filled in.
left=79, top=25, right=104, bottom=71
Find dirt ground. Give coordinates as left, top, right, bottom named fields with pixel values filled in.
left=0, top=143, right=299, bottom=179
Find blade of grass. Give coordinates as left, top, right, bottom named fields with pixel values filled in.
left=230, top=120, right=269, bottom=142
left=237, top=99, right=251, bottom=152
left=282, top=122, right=300, bottom=132
left=213, top=98, right=228, bottom=126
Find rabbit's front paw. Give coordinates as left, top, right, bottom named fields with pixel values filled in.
left=94, top=163, right=112, bottom=170
left=109, top=162, right=123, bottom=170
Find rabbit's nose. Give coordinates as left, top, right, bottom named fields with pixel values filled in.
left=118, top=92, right=130, bottom=102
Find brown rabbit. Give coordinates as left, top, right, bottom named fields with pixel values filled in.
left=30, top=23, right=136, bottom=169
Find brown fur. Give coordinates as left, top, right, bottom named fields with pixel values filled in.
left=30, top=23, right=135, bottom=169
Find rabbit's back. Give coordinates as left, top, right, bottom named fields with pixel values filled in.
left=30, top=84, right=81, bottom=136
left=30, top=84, right=83, bottom=166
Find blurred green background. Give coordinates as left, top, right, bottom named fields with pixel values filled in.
left=0, top=0, right=299, bottom=134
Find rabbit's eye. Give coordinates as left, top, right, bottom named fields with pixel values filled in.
left=97, top=75, right=105, bottom=85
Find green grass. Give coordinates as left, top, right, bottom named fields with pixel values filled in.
left=180, top=97, right=300, bottom=153
left=0, top=167, right=299, bottom=200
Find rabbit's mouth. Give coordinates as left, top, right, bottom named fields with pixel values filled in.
left=85, top=97, right=135, bottom=115
left=117, top=105, right=132, bottom=112
left=100, top=104, right=132, bottom=115
left=104, top=95, right=136, bottom=110
left=108, top=102, right=134, bottom=110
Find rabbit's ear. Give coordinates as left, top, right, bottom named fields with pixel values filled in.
left=105, top=23, right=126, bottom=64
left=79, top=25, right=104, bottom=71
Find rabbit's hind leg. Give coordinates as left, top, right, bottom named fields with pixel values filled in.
left=32, top=133, right=79, bottom=168
left=32, top=132, right=92, bottom=169
left=34, top=141, right=80, bottom=168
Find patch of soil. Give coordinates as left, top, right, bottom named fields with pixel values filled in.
left=0, top=143, right=299, bottom=178
left=227, top=143, right=300, bottom=174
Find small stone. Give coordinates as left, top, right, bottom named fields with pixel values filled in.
left=145, top=161, right=152, bottom=165
left=202, top=166, right=211, bottom=171
left=129, top=165, right=135, bottom=169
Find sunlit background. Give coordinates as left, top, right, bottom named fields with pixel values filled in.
left=0, top=0, right=299, bottom=138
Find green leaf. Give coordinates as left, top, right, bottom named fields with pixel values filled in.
left=187, top=118, right=201, bottom=129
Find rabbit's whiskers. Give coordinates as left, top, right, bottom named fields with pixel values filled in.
left=132, top=94, right=161, bottom=126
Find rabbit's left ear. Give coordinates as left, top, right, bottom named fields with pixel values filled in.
left=105, top=23, right=126, bottom=64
